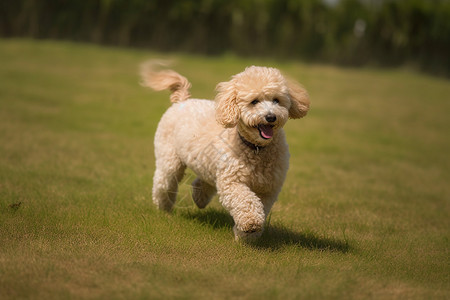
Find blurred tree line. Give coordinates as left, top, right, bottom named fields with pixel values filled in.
left=1, top=0, right=449, bottom=75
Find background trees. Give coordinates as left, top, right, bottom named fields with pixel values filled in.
left=1, top=0, right=449, bottom=75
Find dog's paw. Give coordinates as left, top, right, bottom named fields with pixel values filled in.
left=233, top=215, right=265, bottom=242
left=234, top=211, right=265, bottom=233
left=233, top=225, right=263, bottom=242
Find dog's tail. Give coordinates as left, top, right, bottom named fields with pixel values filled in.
left=140, top=61, right=191, bottom=103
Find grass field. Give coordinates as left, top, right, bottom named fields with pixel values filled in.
left=0, top=39, right=449, bottom=299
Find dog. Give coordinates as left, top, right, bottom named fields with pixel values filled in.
left=141, top=62, right=309, bottom=241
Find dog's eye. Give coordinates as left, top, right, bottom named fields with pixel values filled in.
left=273, top=98, right=279, bottom=104
left=251, top=99, right=259, bottom=105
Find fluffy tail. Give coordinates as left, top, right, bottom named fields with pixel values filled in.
left=140, top=61, right=191, bottom=103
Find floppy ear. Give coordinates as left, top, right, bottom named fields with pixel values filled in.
left=287, top=79, right=310, bottom=119
left=215, top=80, right=240, bottom=128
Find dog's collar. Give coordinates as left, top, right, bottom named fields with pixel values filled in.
left=238, top=132, right=265, bottom=154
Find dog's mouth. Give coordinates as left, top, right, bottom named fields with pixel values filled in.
left=258, top=124, right=274, bottom=139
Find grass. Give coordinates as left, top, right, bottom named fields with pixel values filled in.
left=0, top=39, right=449, bottom=299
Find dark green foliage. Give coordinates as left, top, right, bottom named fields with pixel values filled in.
left=1, top=0, right=449, bottom=74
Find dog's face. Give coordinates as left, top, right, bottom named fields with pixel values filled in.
left=215, top=66, right=310, bottom=146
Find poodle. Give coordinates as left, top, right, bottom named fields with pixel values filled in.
left=140, top=62, right=310, bottom=241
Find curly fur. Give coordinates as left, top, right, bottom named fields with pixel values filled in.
left=141, top=62, right=309, bottom=241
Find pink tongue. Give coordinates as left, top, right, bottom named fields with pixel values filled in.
left=259, top=125, right=273, bottom=139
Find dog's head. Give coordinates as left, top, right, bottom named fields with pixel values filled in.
left=215, top=66, right=309, bottom=146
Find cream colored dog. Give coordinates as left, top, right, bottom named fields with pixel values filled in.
left=141, top=63, right=309, bottom=241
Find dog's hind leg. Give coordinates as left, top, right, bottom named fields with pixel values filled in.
left=192, top=178, right=216, bottom=209
left=152, top=157, right=186, bottom=212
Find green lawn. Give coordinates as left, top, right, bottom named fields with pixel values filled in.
left=0, top=39, right=449, bottom=299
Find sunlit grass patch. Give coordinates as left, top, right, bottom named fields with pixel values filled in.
left=0, top=39, right=449, bottom=299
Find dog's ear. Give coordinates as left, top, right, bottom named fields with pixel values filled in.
left=215, top=80, right=240, bottom=128
left=287, top=78, right=310, bottom=119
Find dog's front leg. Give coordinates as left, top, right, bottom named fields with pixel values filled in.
left=217, top=182, right=266, bottom=241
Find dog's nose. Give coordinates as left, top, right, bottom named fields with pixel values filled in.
left=265, top=114, right=277, bottom=123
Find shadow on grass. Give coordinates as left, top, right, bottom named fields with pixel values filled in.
left=178, top=207, right=351, bottom=253
left=255, top=224, right=351, bottom=253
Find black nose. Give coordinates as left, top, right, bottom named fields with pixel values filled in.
left=265, top=114, right=276, bottom=123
